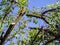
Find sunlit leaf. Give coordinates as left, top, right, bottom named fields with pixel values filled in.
left=33, top=19, right=38, bottom=24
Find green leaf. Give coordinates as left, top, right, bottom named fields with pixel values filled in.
left=15, top=34, right=19, bottom=39
left=2, top=0, right=7, bottom=2
left=33, top=19, right=38, bottom=24
left=57, top=6, right=60, bottom=9
left=16, top=0, right=28, bottom=8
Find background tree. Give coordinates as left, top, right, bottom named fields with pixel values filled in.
left=0, top=0, right=60, bottom=45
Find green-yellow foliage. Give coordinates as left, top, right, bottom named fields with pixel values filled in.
left=16, top=0, right=28, bottom=9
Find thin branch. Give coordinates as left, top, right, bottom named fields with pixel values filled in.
left=29, top=27, right=57, bottom=37
left=26, top=14, right=41, bottom=18
left=29, top=27, right=60, bottom=45
left=44, top=38, right=56, bottom=45
left=27, top=14, right=49, bottom=24
left=26, top=8, right=58, bottom=18
left=44, top=35, right=60, bottom=45
left=30, top=27, right=43, bottom=45
left=40, top=17, right=49, bottom=24
left=41, top=8, right=57, bottom=14
left=3, top=1, right=14, bottom=20
left=26, top=8, right=60, bottom=25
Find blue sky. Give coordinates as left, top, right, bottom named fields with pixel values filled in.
left=0, top=0, right=2, bottom=2
left=27, top=0, right=58, bottom=28
left=28, top=0, right=57, bottom=10
left=13, top=0, right=58, bottom=12
left=0, top=0, right=60, bottom=45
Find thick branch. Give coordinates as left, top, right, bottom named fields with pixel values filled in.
left=1, top=1, right=15, bottom=35
left=0, top=8, right=26, bottom=45
left=0, top=1, right=15, bottom=42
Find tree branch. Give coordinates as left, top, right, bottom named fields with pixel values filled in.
left=44, top=35, right=60, bottom=45
left=1, top=0, right=15, bottom=36
left=29, top=27, right=57, bottom=37
left=30, top=27, right=43, bottom=45
left=29, top=27, right=60, bottom=45
left=0, top=1, right=15, bottom=42
left=0, top=8, right=26, bottom=45
left=3, top=1, right=14, bottom=20
left=26, top=8, right=60, bottom=25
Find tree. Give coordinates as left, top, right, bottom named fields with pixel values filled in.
left=0, top=0, right=60, bottom=45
